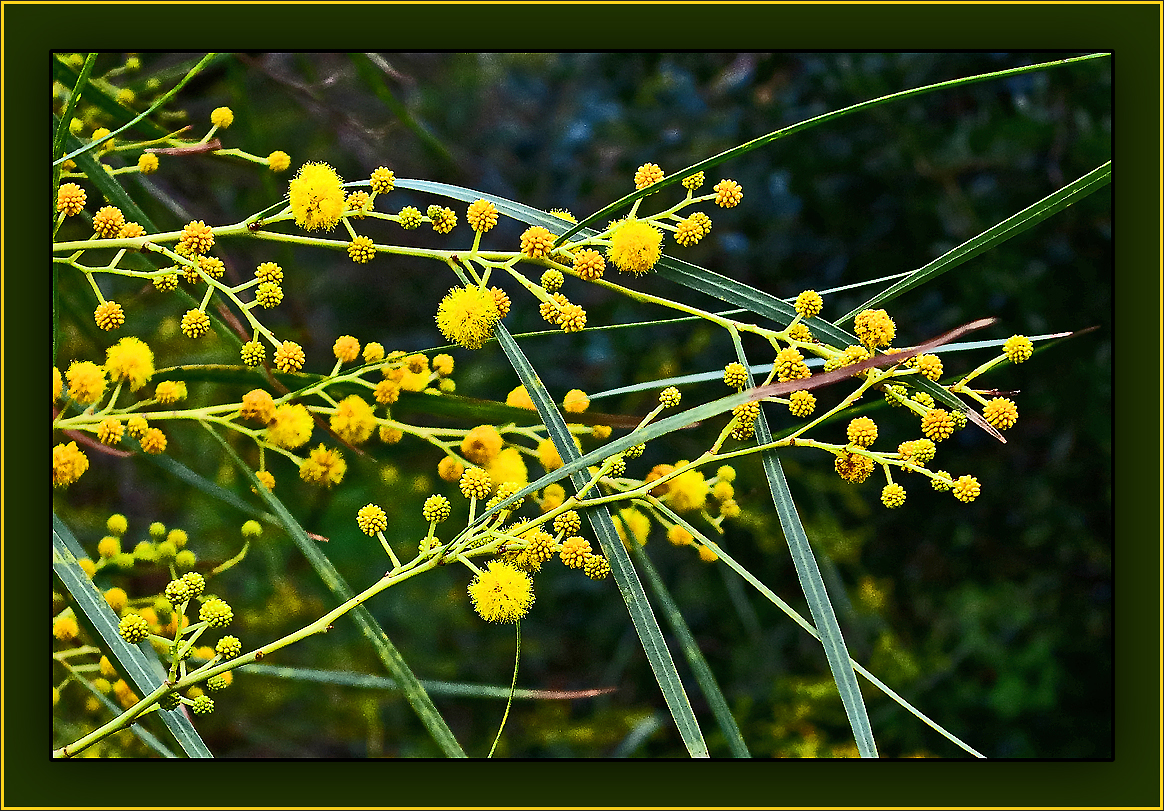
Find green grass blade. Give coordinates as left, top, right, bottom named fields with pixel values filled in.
left=201, top=424, right=467, bottom=758
left=649, top=501, right=984, bottom=758
left=53, top=514, right=213, bottom=758
left=554, top=53, right=1109, bottom=245
left=627, top=542, right=751, bottom=757
left=493, top=323, right=710, bottom=758
left=838, top=161, right=1112, bottom=323
left=731, top=337, right=878, bottom=758
left=239, top=663, right=615, bottom=701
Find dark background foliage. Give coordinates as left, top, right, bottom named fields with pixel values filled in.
left=53, top=52, right=1111, bottom=759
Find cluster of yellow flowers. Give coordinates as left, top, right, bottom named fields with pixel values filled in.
left=51, top=321, right=466, bottom=494
left=336, top=373, right=756, bottom=625
left=54, top=513, right=250, bottom=725
left=53, top=79, right=1034, bottom=687
left=705, top=286, right=1037, bottom=510
left=406, top=162, right=748, bottom=353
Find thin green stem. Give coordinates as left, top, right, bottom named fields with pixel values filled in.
left=488, top=621, right=520, bottom=758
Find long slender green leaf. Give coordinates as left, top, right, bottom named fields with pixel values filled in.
left=394, top=178, right=584, bottom=235
left=627, top=542, right=750, bottom=757
left=655, top=255, right=857, bottom=349
left=759, top=446, right=879, bottom=757
left=55, top=53, right=221, bottom=166
left=52, top=54, right=171, bottom=140
left=138, top=451, right=274, bottom=523
left=394, top=178, right=858, bottom=347
left=202, top=425, right=467, bottom=757
left=53, top=54, right=99, bottom=197
left=589, top=363, right=779, bottom=401
left=387, top=391, right=635, bottom=428
left=586, top=316, right=1040, bottom=402
left=911, top=376, right=1004, bottom=444
left=153, top=363, right=310, bottom=389
left=595, top=326, right=1069, bottom=445
left=650, top=500, right=984, bottom=758
left=54, top=262, right=59, bottom=361
left=53, top=514, right=213, bottom=758
left=838, top=161, right=1112, bottom=323
left=584, top=321, right=1016, bottom=403
left=744, top=316, right=1007, bottom=444
left=554, top=53, right=1109, bottom=245
left=239, top=663, right=615, bottom=701
left=492, top=323, right=709, bottom=758
left=731, top=337, right=878, bottom=758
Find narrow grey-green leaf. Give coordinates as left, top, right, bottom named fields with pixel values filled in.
left=656, top=255, right=857, bottom=349
left=731, top=338, right=878, bottom=758
left=838, top=161, right=1112, bottom=323
left=53, top=514, right=213, bottom=758
left=493, top=323, right=709, bottom=758
left=627, top=541, right=750, bottom=757
left=202, top=424, right=467, bottom=758
left=393, top=178, right=858, bottom=348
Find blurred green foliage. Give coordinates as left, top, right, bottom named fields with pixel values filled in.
left=54, top=52, right=1109, bottom=758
